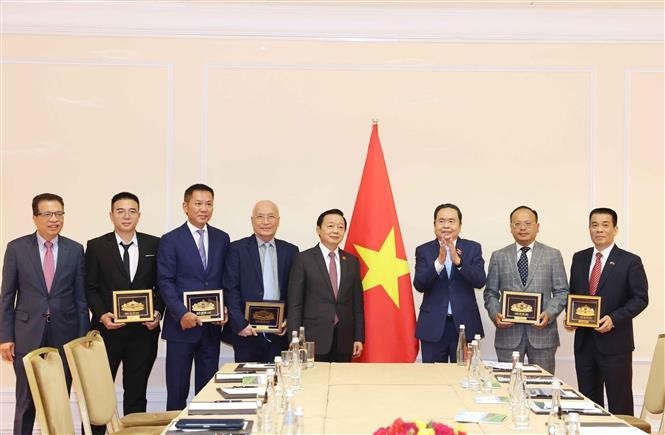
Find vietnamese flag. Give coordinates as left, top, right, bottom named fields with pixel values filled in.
left=345, top=122, right=419, bottom=362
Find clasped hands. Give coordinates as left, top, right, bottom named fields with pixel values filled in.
left=437, top=236, right=462, bottom=267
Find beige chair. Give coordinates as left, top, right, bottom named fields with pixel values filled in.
left=64, top=330, right=179, bottom=434
left=617, top=333, right=665, bottom=434
left=23, top=347, right=76, bottom=434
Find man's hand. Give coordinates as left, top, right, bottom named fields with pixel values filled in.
left=595, top=315, right=614, bottom=333
left=352, top=341, right=363, bottom=358
left=212, top=306, right=229, bottom=327
left=142, top=311, right=161, bottom=331
left=563, top=312, right=577, bottom=332
left=101, top=312, right=126, bottom=330
left=276, top=320, right=287, bottom=336
left=495, top=313, right=514, bottom=329
left=534, top=312, right=549, bottom=329
left=238, top=324, right=257, bottom=337
left=443, top=239, right=462, bottom=266
left=180, top=312, right=201, bottom=330
left=0, top=342, right=15, bottom=363
left=437, top=241, right=448, bottom=265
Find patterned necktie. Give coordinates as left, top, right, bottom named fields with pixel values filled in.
left=196, top=229, right=207, bottom=270
left=328, top=251, right=339, bottom=299
left=43, top=241, right=55, bottom=292
left=589, top=252, right=603, bottom=295
left=262, top=243, right=277, bottom=300
left=120, top=242, right=133, bottom=280
left=517, top=246, right=530, bottom=286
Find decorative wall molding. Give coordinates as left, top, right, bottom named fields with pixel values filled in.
left=2, top=2, right=663, bottom=43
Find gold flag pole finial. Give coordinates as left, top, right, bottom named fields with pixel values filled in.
left=372, top=119, right=379, bottom=125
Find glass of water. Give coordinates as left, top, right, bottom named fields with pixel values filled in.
left=305, top=342, right=315, bottom=368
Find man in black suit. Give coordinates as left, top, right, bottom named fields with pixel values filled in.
left=85, top=192, right=162, bottom=421
left=0, top=193, right=90, bottom=435
left=224, top=200, right=299, bottom=362
left=567, top=207, right=648, bottom=415
left=288, top=209, right=364, bottom=362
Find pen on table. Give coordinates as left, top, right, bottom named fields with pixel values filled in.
left=214, top=399, right=243, bottom=403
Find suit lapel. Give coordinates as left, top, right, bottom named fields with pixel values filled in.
left=506, top=245, right=521, bottom=288
left=313, top=246, right=335, bottom=299
left=28, top=234, right=48, bottom=294
left=51, top=237, right=69, bottom=294
left=182, top=224, right=206, bottom=275
left=580, top=249, right=593, bottom=294
left=597, top=246, right=619, bottom=293
left=248, top=237, right=262, bottom=287
left=106, top=233, right=128, bottom=282
left=524, top=242, right=542, bottom=289
left=338, top=249, right=349, bottom=297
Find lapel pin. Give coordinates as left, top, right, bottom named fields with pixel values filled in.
left=609, top=261, right=615, bottom=266
left=341, top=255, right=347, bottom=261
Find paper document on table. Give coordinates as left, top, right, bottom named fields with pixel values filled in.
left=485, top=361, right=541, bottom=372
left=215, top=373, right=267, bottom=384
left=188, top=401, right=257, bottom=415
left=474, top=396, right=509, bottom=404
left=455, top=411, right=506, bottom=423
left=529, top=399, right=608, bottom=415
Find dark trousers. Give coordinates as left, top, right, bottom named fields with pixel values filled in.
left=13, top=325, right=72, bottom=435
left=421, top=315, right=458, bottom=363
left=91, top=329, right=160, bottom=435
left=165, top=325, right=221, bottom=410
left=575, top=338, right=634, bottom=415
left=232, top=333, right=287, bottom=363
left=315, top=326, right=351, bottom=363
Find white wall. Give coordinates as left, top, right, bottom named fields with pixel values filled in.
left=1, top=2, right=663, bottom=433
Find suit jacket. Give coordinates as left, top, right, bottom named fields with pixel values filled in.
left=287, top=245, right=365, bottom=355
left=0, top=233, right=90, bottom=353
left=85, top=232, right=162, bottom=340
left=223, top=235, right=299, bottom=335
left=483, top=241, right=569, bottom=349
left=157, top=222, right=230, bottom=344
left=570, top=245, right=648, bottom=355
left=413, top=238, right=486, bottom=342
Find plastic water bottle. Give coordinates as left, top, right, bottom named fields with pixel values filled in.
left=469, top=339, right=481, bottom=390
left=455, top=324, right=466, bottom=366
left=508, top=351, right=520, bottom=404
left=280, top=390, right=296, bottom=434
left=511, top=363, right=530, bottom=429
left=547, top=380, right=563, bottom=434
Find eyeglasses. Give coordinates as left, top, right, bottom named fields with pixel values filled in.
left=36, top=211, right=65, bottom=219
left=254, top=214, right=278, bottom=222
left=511, top=221, right=534, bottom=229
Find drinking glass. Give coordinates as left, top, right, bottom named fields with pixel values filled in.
left=305, top=342, right=315, bottom=368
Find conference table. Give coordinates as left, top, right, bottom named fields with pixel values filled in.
left=164, top=362, right=641, bottom=434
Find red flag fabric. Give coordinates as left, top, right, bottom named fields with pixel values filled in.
left=344, top=123, right=419, bottom=362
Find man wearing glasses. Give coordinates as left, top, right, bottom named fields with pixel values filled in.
left=0, top=193, right=89, bottom=434
left=483, top=205, right=568, bottom=374
left=85, top=192, right=162, bottom=432
left=224, top=200, right=299, bottom=362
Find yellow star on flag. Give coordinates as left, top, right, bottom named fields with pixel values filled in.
left=354, top=227, right=410, bottom=308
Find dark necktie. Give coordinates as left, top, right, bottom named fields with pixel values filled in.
left=589, top=252, right=602, bottom=295
left=518, top=246, right=530, bottom=286
left=120, top=242, right=133, bottom=280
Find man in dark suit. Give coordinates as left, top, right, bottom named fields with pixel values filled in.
left=288, top=209, right=364, bottom=362
left=0, top=193, right=90, bottom=434
left=158, top=183, right=230, bottom=411
left=566, top=207, right=648, bottom=415
left=224, top=200, right=299, bottom=362
left=483, top=206, right=568, bottom=374
left=414, top=203, right=486, bottom=363
left=85, top=192, right=162, bottom=422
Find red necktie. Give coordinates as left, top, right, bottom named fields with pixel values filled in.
left=43, top=241, right=55, bottom=292
left=589, top=252, right=602, bottom=295
left=328, top=252, right=339, bottom=299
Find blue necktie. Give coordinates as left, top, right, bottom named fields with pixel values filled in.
left=445, top=246, right=452, bottom=314
left=196, top=229, right=207, bottom=270
left=262, top=243, right=277, bottom=300
left=518, top=246, right=530, bottom=286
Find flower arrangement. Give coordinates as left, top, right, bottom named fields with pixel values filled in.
left=373, top=418, right=466, bottom=435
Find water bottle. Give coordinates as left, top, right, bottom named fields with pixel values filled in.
left=280, top=390, right=296, bottom=434
left=469, top=339, right=481, bottom=390
left=455, top=324, right=466, bottom=366
left=508, top=351, right=520, bottom=404
left=294, top=406, right=305, bottom=435
left=274, top=356, right=286, bottom=414
left=565, top=412, right=580, bottom=435
left=511, top=363, right=530, bottom=429
left=547, top=380, right=563, bottom=434
left=298, top=326, right=307, bottom=366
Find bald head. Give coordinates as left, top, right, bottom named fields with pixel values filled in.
left=251, top=200, right=280, bottom=242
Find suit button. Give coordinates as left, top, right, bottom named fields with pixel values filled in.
left=204, top=282, right=208, bottom=286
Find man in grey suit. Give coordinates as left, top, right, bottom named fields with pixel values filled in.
left=483, top=206, right=568, bottom=374
left=0, top=193, right=90, bottom=434
left=288, top=208, right=365, bottom=362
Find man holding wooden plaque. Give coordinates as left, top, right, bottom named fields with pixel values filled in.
left=223, top=200, right=299, bottom=362
left=567, top=208, right=648, bottom=415
left=85, top=192, right=162, bottom=425
left=483, top=206, right=569, bottom=374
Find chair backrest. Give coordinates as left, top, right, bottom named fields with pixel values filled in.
left=64, top=330, right=121, bottom=434
left=643, top=333, right=665, bottom=430
left=22, top=347, right=75, bottom=435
